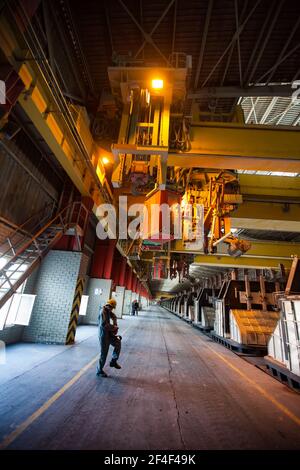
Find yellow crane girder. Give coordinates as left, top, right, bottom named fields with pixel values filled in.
left=168, top=122, right=300, bottom=172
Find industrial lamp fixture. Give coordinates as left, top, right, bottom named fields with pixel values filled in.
left=102, top=156, right=110, bottom=165
left=151, top=79, right=164, bottom=90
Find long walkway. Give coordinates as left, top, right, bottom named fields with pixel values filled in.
left=0, top=306, right=300, bottom=450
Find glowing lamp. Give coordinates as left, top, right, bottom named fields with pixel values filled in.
left=152, top=79, right=164, bottom=90
left=102, top=156, right=110, bottom=165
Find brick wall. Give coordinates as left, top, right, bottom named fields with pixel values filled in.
left=22, top=251, right=83, bottom=344
left=0, top=325, right=24, bottom=345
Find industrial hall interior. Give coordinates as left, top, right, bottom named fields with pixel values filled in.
left=1, top=0, right=300, bottom=453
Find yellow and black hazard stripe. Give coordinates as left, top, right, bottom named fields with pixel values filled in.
left=66, top=277, right=85, bottom=345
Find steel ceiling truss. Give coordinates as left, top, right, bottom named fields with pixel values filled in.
left=118, top=0, right=174, bottom=66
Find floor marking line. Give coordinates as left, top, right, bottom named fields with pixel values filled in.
left=190, top=342, right=300, bottom=427
left=0, top=325, right=131, bottom=450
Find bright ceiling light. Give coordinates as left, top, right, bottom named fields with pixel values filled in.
left=152, top=79, right=164, bottom=90
left=102, top=156, right=110, bottom=165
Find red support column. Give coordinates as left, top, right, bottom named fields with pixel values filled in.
left=103, top=240, right=117, bottom=279
left=118, top=258, right=127, bottom=287
left=132, top=274, right=137, bottom=293
left=90, top=240, right=105, bottom=278
left=111, top=250, right=122, bottom=286
left=126, top=266, right=133, bottom=290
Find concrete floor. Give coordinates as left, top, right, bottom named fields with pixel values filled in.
left=0, top=325, right=96, bottom=386
left=0, top=306, right=300, bottom=450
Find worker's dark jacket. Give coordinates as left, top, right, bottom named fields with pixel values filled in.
left=98, top=304, right=117, bottom=337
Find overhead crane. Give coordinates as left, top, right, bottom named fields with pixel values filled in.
left=1, top=5, right=300, bottom=289
left=105, top=63, right=300, bottom=281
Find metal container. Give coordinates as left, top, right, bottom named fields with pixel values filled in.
left=189, top=305, right=195, bottom=322
left=201, top=306, right=215, bottom=328
left=267, top=297, right=300, bottom=377
left=214, top=300, right=226, bottom=337
left=229, top=309, right=279, bottom=346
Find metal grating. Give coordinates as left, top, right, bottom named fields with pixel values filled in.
left=240, top=95, right=300, bottom=126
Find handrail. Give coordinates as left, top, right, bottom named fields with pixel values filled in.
left=0, top=202, right=88, bottom=278
left=2, top=201, right=55, bottom=240
left=0, top=202, right=56, bottom=258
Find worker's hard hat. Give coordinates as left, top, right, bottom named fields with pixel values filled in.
left=107, top=298, right=117, bottom=308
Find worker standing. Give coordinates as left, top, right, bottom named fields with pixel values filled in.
left=96, top=298, right=122, bottom=378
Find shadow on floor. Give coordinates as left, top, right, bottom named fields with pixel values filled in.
left=94, top=373, right=172, bottom=396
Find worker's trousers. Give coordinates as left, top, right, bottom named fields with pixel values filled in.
left=98, top=331, right=121, bottom=371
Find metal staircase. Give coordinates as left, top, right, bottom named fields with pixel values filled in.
left=0, top=202, right=89, bottom=310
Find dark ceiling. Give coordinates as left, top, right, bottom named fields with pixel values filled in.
left=57, top=0, right=300, bottom=115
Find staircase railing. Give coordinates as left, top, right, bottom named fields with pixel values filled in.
left=0, top=201, right=56, bottom=260
left=0, top=201, right=89, bottom=310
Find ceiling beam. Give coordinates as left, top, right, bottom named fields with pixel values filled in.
left=255, top=42, right=300, bottom=85
left=118, top=0, right=172, bottom=66
left=170, top=239, right=300, bottom=259
left=234, top=0, right=243, bottom=86
left=243, top=7, right=273, bottom=87
left=246, top=0, right=284, bottom=85
left=266, top=15, right=300, bottom=84
left=201, top=0, right=262, bottom=88
left=104, top=0, right=114, bottom=55
left=193, top=0, right=214, bottom=89
left=218, top=1, right=248, bottom=90
left=188, top=84, right=294, bottom=99
left=205, top=0, right=250, bottom=115
left=192, top=255, right=293, bottom=270
left=171, top=0, right=177, bottom=56
left=134, top=0, right=175, bottom=60
left=60, top=0, right=95, bottom=96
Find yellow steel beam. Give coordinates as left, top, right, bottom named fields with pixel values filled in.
left=236, top=176, right=300, bottom=229
left=0, top=17, right=111, bottom=207
left=19, top=91, right=88, bottom=194
left=18, top=80, right=109, bottom=207
left=230, top=202, right=300, bottom=233
left=168, top=239, right=300, bottom=258
left=168, top=122, right=300, bottom=172
left=239, top=174, right=300, bottom=200
left=192, top=255, right=292, bottom=270
left=238, top=175, right=300, bottom=231
left=231, top=201, right=300, bottom=232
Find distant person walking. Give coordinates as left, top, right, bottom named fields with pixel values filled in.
left=131, top=299, right=139, bottom=316
left=96, top=298, right=122, bottom=378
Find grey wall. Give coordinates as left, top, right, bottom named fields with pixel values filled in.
left=123, top=290, right=132, bottom=316
left=84, top=278, right=112, bottom=325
